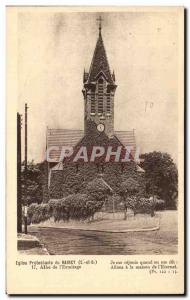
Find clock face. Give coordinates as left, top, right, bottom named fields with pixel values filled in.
left=97, top=123, right=105, bottom=132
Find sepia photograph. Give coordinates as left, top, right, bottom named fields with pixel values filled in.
left=14, top=8, right=182, bottom=256
left=6, top=5, right=184, bottom=295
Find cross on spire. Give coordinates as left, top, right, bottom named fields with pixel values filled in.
left=96, top=16, right=103, bottom=36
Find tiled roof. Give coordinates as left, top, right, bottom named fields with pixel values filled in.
left=47, top=129, right=84, bottom=162
left=46, top=128, right=136, bottom=162
left=114, top=131, right=136, bottom=149
left=47, top=129, right=83, bottom=146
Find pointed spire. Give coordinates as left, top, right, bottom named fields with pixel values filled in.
left=112, top=70, right=115, bottom=82
left=87, top=18, right=114, bottom=85
left=96, top=16, right=103, bottom=37
left=83, top=68, right=85, bottom=83
left=83, top=68, right=89, bottom=83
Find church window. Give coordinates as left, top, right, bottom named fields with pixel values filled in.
left=107, top=94, right=111, bottom=113
left=98, top=79, right=104, bottom=113
left=91, top=93, right=95, bottom=113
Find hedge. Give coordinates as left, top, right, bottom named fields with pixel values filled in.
left=27, top=195, right=104, bottom=224
left=122, top=196, right=165, bottom=217
left=27, top=203, right=51, bottom=224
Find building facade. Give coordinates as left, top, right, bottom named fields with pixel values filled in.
left=44, top=19, right=143, bottom=202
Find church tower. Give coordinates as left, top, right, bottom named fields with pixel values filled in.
left=82, top=17, right=117, bottom=138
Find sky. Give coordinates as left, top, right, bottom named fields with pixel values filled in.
left=16, top=8, right=182, bottom=163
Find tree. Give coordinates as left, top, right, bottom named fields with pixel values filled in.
left=85, top=176, right=113, bottom=220
left=85, top=177, right=113, bottom=201
left=21, top=160, right=45, bottom=205
left=141, top=152, right=178, bottom=209
left=120, top=178, right=141, bottom=219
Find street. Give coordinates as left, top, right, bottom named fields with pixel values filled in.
left=29, top=211, right=178, bottom=255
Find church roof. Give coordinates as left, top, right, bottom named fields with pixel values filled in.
left=86, top=32, right=114, bottom=84
left=47, top=129, right=84, bottom=162
left=46, top=128, right=136, bottom=162
left=114, top=130, right=136, bottom=149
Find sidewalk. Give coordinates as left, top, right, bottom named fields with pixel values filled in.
left=17, top=233, right=49, bottom=255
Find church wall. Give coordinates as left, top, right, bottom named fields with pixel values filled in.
left=44, top=124, right=142, bottom=202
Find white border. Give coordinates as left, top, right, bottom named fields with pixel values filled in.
left=1, top=0, right=189, bottom=299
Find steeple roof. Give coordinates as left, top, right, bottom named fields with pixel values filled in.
left=87, top=32, right=114, bottom=84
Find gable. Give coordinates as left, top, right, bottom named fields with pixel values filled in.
left=46, top=128, right=136, bottom=163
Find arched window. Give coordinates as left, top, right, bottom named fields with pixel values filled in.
left=98, top=78, right=104, bottom=113
left=91, top=92, right=95, bottom=113
left=107, top=93, right=111, bottom=113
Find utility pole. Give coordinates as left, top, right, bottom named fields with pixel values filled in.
left=24, top=103, right=28, bottom=234
left=112, top=195, right=115, bottom=219
left=17, top=113, right=22, bottom=233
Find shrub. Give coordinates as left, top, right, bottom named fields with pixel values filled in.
left=49, top=198, right=69, bottom=222
left=131, top=196, right=156, bottom=217
left=120, top=178, right=140, bottom=196
left=27, top=203, right=39, bottom=224
left=154, top=198, right=165, bottom=211
left=27, top=203, right=51, bottom=224
left=119, top=178, right=144, bottom=219
left=85, top=177, right=112, bottom=201
left=50, top=193, right=104, bottom=222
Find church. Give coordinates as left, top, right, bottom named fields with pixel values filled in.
left=44, top=18, right=144, bottom=201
